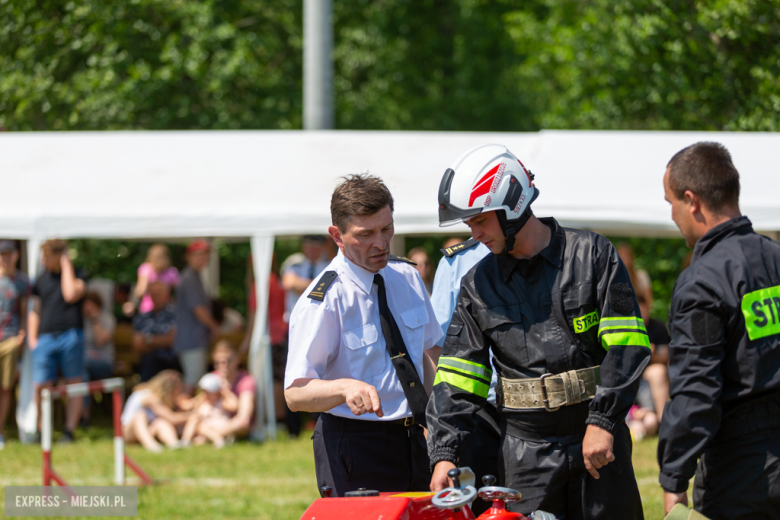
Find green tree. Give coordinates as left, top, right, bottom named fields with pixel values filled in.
left=506, top=0, right=780, bottom=130
left=0, top=0, right=302, bottom=130
left=333, top=0, right=537, bottom=131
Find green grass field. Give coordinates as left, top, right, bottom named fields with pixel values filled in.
left=0, top=427, right=665, bottom=519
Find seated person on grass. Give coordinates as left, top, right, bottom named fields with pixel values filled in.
left=210, top=340, right=255, bottom=439
left=120, top=370, right=191, bottom=452
left=181, top=373, right=237, bottom=448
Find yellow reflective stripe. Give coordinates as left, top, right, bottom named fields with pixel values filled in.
left=438, top=356, right=492, bottom=381
left=600, top=331, right=651, bottom=351
left=598, top=317, right=646, bottom=335
left=437, top=364, right=490, bottom=387
left=434, top=369, right=490, bottom=398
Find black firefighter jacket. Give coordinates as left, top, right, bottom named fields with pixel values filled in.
left=658, top=216, right=780, bottom=493
left=427, top=218, right=652, bottom=467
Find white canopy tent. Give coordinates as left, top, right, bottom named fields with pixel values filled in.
left=3, top=129, right=779, bottom=442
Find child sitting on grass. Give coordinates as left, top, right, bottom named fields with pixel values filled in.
left=121, top=370, right=191, bottom=452
left=181, top=373, right=238, bottom=448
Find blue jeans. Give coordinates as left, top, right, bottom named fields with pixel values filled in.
left=32, top=328, right=84, bottom=384
left=83, top=358, right=113, bottom=408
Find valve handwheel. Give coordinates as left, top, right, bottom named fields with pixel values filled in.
left=431, top=486, right=478, bottom=509
left=477, top=475, right=522, bottom=503
left=431, top=468, right=478, bottom=510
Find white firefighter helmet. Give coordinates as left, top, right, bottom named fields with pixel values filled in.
left=438, top=144, right=539, bottom=227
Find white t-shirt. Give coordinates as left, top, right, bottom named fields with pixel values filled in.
left=285, top=250, right=443, bottom=421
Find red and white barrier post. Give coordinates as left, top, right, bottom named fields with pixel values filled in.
left=41, top=377, right=153, bottom=486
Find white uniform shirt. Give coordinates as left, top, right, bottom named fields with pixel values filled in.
left=285, top=250, right=443, bottom=420
left=282, top=256, right=330, bottom=322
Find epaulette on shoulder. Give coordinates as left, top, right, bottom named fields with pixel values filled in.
left=307, top=271, right=338, bottom=301
left=440, top=238, right=479, bottom=257
left=388, top=254, right=417, bottom=266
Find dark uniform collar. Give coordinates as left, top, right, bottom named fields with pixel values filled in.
left=498, top=217, right=563, bottom=281
left=692, top=215, right=753, bottom=262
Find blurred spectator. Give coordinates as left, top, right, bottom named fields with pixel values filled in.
left=407, top=247, right=434, bottom=295
left=211, top=298, right=245, bottom=334
left=124, top=244, right=180, bottom=317
left=281, top=236, right=329, bottom=322
left=443, top=237, right=468, bottom=250
left=113, top=283, right=133, bottom=324
left=0, top=240, right=29, bottom=449
left=635, top=270, right=671, bottom=421
left=181, top=373, right=237, bottom=448
left=132, top=282, right=180, bottom=382
left=173, top=240, right=220, bottom=395
left=29, top=239, right=87, bottom=443
left=626, top=403, right=659, bottom=441
left=211, top=340, right=255, bottom=439
left=120, top=370, right=190, bottom=452
left=81, top=291, right=116, bottom=424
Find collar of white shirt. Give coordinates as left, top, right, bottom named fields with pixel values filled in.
left=335, top=249, right=381, bottom=295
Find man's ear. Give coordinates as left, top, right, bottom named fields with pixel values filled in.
left=683, top=190, right=700, bottom=215
left=328, top=225, right=343, bottom=249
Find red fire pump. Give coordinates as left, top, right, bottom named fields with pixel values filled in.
left=299, top=468, right=556, bottom=520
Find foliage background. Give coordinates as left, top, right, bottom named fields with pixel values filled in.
left=6, top=0, right=773, bottom=321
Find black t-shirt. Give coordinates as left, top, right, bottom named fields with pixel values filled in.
left=646, top=318, right=671, bottom=347
left=33, top=269, right=88, bottom=334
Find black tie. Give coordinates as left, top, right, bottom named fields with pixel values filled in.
left=374, top=274, right=428, bottom=427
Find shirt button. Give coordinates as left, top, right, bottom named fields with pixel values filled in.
left=361, top=339, right=365, bottom=345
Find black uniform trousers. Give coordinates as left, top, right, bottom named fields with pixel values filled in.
left=500, top=404, right=643, bottom=520
left=692, top=395, right=780, bottom=520
left=313, top=413, right=431, bottom=497
left=458, top=404, right=502, bottom=516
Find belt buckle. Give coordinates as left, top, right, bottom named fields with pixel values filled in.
left=403, top=417, right=414, bottom=427
left=539, top=373, right=560, bottom=412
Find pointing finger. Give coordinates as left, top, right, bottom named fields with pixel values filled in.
left=369, top=387, right=383, bottom=417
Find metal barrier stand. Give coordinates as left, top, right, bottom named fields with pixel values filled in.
left=41, top=377, right=154, bottom=486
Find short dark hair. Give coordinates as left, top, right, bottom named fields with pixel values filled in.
left=83, top=291, right=104, bottom=309
left=330, top=174, right=394, bottom=231
left=667, top=142, right=740, bottom=212
left=41, top=239, right=69, bottom=256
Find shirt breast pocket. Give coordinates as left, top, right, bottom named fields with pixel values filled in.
left=477, top=304, right=528, bottom=365
left=343, top=323, right=387, bottom=381
left=400, top=306, right=429, bottom=358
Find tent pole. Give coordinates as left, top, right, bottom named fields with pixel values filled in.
left=249, top=236, right=276, bottom=441
left=17, top=237, right=43, bottom=444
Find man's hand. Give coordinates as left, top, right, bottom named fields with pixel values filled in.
left=664, top=491, right=688, bottom=515
left=343, top=380, right=383, bottom=417
left=582, top=424, right=615, bottom=479
left=430, top=461, right=457, bottom=492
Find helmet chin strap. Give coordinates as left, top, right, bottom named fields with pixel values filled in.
left=496, top=208, right=533, bottom=253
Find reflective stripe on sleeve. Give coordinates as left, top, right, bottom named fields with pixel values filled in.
left=600, top=331, right=651, bottom=351
left=433, top=369, right=490, bottom=398
left=437, top=356, right=492, bottom=381
left=597, top=316, right=646, bottom=335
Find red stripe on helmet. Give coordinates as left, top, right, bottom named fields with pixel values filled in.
left=469, top=163, right=500, bottom=206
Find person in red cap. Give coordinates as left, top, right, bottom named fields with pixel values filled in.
left=173, top=240, right=220, bottom=395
